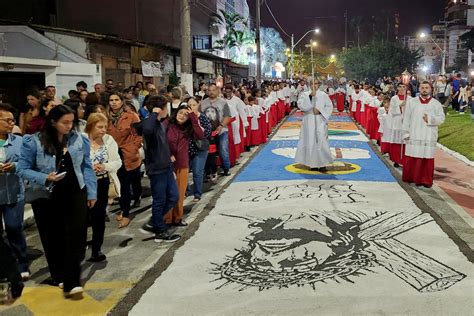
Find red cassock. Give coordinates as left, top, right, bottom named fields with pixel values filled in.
left=367, top=107, right=379, bottom=140
left=246, top=116, right=253, bottom=147
left=402, top=156, right=435, bottom=187
left=249, top=116, right=264, bottom=146
left=277, top=100, right=285, bottom=121
left=360, top=104, right=369, bottom=129
left=355, top=100, right=362, bottom=122
left=336, top=93, right=345, bottom=112
left=258, top=114, right=268, bottom=143
left=389, top=143, right=405, bottom=165
left=269, top=105, right=277, bottom=132
left=380, top=138, right=390, bottom=154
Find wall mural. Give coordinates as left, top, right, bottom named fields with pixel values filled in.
left=211, top=210, right=466, bottom=293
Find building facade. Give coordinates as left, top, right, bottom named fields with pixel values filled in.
left=444, top=0, right=474, bottom=67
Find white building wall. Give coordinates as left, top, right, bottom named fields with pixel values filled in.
left=55, top=62, right=102, bottom=99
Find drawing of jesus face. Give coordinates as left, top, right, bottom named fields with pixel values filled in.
left=247, top=215, right=335, bottom=271
left=205, top=107, right=218, bottom=122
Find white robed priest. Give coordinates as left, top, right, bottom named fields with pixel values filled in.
left=295, top=79, right=334, bottom=171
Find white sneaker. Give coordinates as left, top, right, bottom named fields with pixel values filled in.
left=65, top=286, right=84, bottom=298
left=59, top=282, right=64, bottom=289
left=20, top=272, right=30, bottom=280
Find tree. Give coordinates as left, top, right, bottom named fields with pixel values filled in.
left=211, top=10, right=255, bottom=64
left=260, top=27, right=287, bottom=74
left=341, top=40, right=422, bottom=82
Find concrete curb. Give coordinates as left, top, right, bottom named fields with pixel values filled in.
left=437, top=143, right=474, bottom=168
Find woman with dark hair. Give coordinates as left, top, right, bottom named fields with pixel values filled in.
left=64, top=99, right=86, bottom=132
left=17, top=105, right=97, bottom=298
left=23, top=98, right=57, bottom=134
left=106, top=93, right=142, bottom=228
left=20, top=91, right=42, bottom=134
left=187, top=97, right=212, bottom=202
left=164, top=104, right=204, bottom=226
left=136, top=81, right=148, bottom=97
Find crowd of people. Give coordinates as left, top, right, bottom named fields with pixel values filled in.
left=0, top=71, right=464, bottom=301
left=0, top=78, right=301, bottom=300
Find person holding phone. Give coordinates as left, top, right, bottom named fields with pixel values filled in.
left=17, top=105, right=97, bottom=299
left=0, top=103, right=29, bottom=280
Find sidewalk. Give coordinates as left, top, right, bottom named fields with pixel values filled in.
left=434, top=148, right=474, bottom=217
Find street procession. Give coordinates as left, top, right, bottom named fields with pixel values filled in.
left=0, top=0, right=473, bottom=315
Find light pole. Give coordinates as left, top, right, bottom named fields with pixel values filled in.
left=290, top=28, right=320, bottom=81
left=419, top=32, right=446, bottom=75
left=305, top=41, right=318, bottom=80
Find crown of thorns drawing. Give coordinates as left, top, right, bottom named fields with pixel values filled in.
left=211, top=210, right=466, bottom=293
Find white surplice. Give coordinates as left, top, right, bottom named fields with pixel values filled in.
left=246, top=104, right=260, bottom=130
left=350, top=91, right=363, bottom=112
left=402, top=97, right=445, bottom=158
left=227, top=96, right=249, bottom=144
left=295, top=90, right=334, bottom=168
left=386, top=95, right=412, bottom=144
left=378, top=108, right=390, bottom=137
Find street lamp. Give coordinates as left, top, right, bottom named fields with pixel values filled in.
left=418, top=31, right=446, bottom=75
left=305, top=41, right=318, bottom=81
left=290, top=28, right=321, bottom=80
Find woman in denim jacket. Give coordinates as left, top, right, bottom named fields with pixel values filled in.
left=17, top=105, right=97, bottom=299
left=0, top=103, right=29, bottom=280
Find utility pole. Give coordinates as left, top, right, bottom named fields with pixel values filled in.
left=442, top=20, right=447, bottom=75
left=344, top=10, right=348, bottom=50
left=181, top=0, right=193, bottom=94
left=256, top=0, right=262, bottom=88
left=290, top=34, right=294, bottom=80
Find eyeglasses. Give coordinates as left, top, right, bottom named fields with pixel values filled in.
left=0, top=118, right=15, bottom=125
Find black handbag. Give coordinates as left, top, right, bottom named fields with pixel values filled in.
left=194, top=138, right=210, bottom=151
left=24, top=182, right=52, bottom=203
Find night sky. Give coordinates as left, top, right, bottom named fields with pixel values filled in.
left=248, top=0, right=446, bottom=49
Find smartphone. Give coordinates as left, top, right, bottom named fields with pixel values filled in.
left=55, top=171, right=67, bottom=180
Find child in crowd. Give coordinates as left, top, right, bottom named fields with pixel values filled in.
left=378, top=97, right=391, bottom=154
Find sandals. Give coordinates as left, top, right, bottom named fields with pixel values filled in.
left=118, top=217, right=130, bottom=229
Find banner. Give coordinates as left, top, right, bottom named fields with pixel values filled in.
left=141, top=60, right=162, bottom=77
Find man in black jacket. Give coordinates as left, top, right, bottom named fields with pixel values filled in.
left=134, top=95, right=180, bottom=243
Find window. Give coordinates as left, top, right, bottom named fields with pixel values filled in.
left=193, top=35, right=212, bottom=50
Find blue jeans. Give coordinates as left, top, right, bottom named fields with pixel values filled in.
left=0, top=201, right=28, bottom=272
left=148, top=167, right=179, bottom=232
left=190, top=149, right=209, bottom=199
left=219, top=132, right=231, bottom=171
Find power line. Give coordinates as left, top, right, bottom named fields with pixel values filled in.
left=263, top=0, right=291, bottom=38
